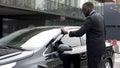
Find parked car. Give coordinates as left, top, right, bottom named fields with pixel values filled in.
left=0, top=26, right=115, bottom=68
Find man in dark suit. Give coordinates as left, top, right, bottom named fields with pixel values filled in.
left=61, top=2, right=106, bottom=68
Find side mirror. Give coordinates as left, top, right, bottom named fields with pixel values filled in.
left=57, top=44, right=72, bottom=52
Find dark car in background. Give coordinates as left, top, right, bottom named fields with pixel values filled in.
left=0, top=26, right=115, bottom=68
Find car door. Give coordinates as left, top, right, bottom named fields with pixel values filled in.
left=80, top=34, right=88, bottom=68
left=43, top=43, right=63, bottom=68
left=60, top=33, right=87, bottom=67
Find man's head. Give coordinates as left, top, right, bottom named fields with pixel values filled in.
left=82, top=2, right=94, bottom=17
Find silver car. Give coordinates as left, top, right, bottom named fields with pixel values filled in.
left=0, top=26, right=114, bottom=68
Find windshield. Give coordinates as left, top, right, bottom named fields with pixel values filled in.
left=0, top=27, right=55, bottom=49
left=21, top=29, right=61, bottom=50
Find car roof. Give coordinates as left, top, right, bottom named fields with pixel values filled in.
left=24, top=26, right=80, bottom=30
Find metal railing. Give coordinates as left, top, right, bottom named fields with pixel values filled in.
left=0, top=0, right=85, bottom=19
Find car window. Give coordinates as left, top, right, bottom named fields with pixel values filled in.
left=61, top=34, right=81, bottom=47
left=44, top=45, right=54, bottom=54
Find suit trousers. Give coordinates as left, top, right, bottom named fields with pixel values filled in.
left=60, top=54, right=80, bottom=68
left=87, top=53, right=103, bottom=68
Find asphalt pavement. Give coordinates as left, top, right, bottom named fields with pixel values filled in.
left=114, top=53, right=120, bottom=68
left=114, top=41, right=120, bottom=68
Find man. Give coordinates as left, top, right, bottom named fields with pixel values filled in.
left=61, top=2, right=106, bottom=68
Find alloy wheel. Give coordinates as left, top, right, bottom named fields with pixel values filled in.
left=104, top=60, right=111, bottom=68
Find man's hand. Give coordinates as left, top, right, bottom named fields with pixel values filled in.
left=61, top=27, right=69, bottom=35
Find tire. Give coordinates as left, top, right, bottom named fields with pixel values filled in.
left=101, top=59, right=112, bottom=68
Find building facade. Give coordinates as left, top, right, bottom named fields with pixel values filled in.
left=0, top=0, right=35, bottom=8
left=1, top=0, right=119, bottom=40
left=0, top=0, right=84, bottom=37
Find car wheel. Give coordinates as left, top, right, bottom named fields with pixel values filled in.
left=104, top=59, right=112, bottom=68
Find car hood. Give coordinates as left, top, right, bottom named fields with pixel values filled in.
left=0, top=51, right=33, bottom=65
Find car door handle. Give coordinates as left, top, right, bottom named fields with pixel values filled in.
left=38, top=65, right=47, bottom=68
left=81, top=53, right=87, bottom=59
left=45, top=55, right=51, bottom=60
left=45, top=54, right=58, bottom=60
left=52, top=53, right=58, bottom=58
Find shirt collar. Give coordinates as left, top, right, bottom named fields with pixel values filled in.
left=89, top=10, right=95, bottom=16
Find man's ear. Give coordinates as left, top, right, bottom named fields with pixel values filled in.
left=83, top=8, right=90, bottom=17
left=86, top=7, right=91, bottom=13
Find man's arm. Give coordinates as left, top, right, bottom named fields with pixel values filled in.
left=69, top=17, right=93, bottom=37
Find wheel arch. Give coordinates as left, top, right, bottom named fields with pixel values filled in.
left=106, top=57, right=113, bottom=68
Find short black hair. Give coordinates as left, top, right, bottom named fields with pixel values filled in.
left=82, top=2, right=94, bottom=10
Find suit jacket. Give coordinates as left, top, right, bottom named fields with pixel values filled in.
left=69, top=11, right=106, bottom=55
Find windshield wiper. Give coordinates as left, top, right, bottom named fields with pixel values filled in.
left=6, top=45, right=25, bottom=51
left=0, top=45, right=25, bottom=51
